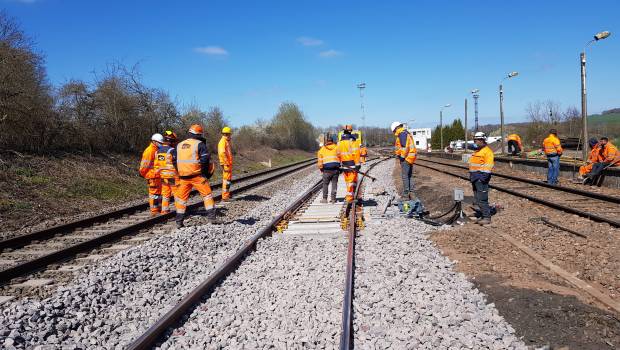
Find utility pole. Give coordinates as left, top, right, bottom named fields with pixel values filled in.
left=357, top=82, right=366, bottom=129
left=464, top=98, right=468, bottom=152
left=439, top=104, right=451, bottom=151
left=580, top=31, right=611, bottom=160
left=499, top=72, right=518, bottom=155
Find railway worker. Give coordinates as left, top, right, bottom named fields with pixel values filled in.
left=218, top=126, right=233, bottom=201
left=154, top=131, right=179, bottom=214
left=578, top=138, right=600, bottom=179
left=469, top=132, right=494, bottom=225
left=584, top=137, right=619, bottom=184
left=140, top=133, right=164, bottom=215
left=390, top=121, right=418, bottom=200
left=172, top=124, right=217, bottom=228
left=506, top=133, right=523, bottom=156
left=542, top=129, right=563, bottom=185
left=337, top=125, right=361, bottom=203
left=360, top=144, right=368, bottom=164
left=317, top=133, right=340, bottom=203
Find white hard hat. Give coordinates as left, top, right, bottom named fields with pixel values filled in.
left=151, top=133, right=164, bottom=143
left=473, top=131, right=487, bottom=140
left=390, top=121, right=403, bottom=132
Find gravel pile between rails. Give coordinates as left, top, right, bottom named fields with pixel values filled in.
left=353, top=159, right=526, bottom=349
left=0, top=171, right=321, bottom=350
left=160, top=231, right=347, bottom=349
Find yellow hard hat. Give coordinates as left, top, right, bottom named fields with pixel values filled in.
left=222, top=126, right=232, bottom=134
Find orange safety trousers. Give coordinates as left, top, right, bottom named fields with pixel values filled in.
left=147, top=179, right=162, bottom=214
left=222, top=165, right=233, bottom=200
left=174, top=176, right=214, bottom=215
left=579, top=164, right=594, bottom=177
left=343, top=170, right=358, bottom=203
left=161, top=178, right=178, bottom=214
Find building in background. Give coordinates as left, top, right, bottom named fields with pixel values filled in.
left=407, top=127, right=432, bottom=151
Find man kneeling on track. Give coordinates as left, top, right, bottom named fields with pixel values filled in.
left=577, top=138, right=600, bottom=180
left=154, top=131, right=179, bottom=214
left=317, top=133, right=340, bottom=203
left=583, top=136, right=619, bottom=185
left=469, top=132, right=494, bottom=226
left=173, top=124, right=218, bottom=228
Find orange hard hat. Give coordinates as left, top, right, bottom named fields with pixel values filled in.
left=189, top=124, right=204, bottom=135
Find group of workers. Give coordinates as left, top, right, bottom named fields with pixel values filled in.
left=139, top=124, right=233, bottom=228
left=316, top=125, right=366, bottom=204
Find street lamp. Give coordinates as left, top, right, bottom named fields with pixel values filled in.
left=439, top=104, right=451, bottom=151
left=471, top=89, right=480, bottom=131
left=580, top=31, right=611, bottom=161
left=499, top=71, right=518, bottom=154
left=356, top=83, right=366, bottom=129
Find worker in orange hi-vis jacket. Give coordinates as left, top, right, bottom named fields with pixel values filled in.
left=506, top=133, right=523, bottom=156
left=139, top=133, right=164, bottom=215
left=584, top=137, right=619, bottom=184
left=154, top=131, right=179, bottom=214
left=336, top=124, right=361, bottom=204
left=542, top=129, right=563, bottom=185
left=172, top=124, right=217, bottom=228
left=578, top=138, right=600, bottom=178
left=218, top=126, right=233, bottom=201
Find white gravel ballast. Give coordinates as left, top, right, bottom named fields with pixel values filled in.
left=353, top=159, right=526, bottom=349
left=0, top=170, right=320, bottom=349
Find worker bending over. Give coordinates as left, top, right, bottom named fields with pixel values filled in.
left=506, top=134, right=522, bottom=156
left=317, top=133, right=340, bottom=203
left=173, top=124, right=217, bottom=228
left=578, top=138, right=600, bottom=179
left=140, top=133, right=164, bottom=215
left=337, top=125, right=361, bottom=203
left=154, top=131, right=178, bottom=214
left=584, top=137, right=618, bottom=185
left=469, top=132, right=494, bottom=225
left=542, top=129, right=563, bottom=185
left=391, top=121, right=417, bottom=199
left=218, top=126, right=233, bottom=201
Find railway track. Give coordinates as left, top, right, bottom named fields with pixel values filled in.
left=0, top=158, right=316, bottom=285
left=415, top=156, right=620, bottom=228
left=127, top=158, right=385, bottom=349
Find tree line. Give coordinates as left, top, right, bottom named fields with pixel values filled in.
left=0, top=11, right=317, bottom=155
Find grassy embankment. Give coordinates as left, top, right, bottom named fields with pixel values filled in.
left=0, top=148, right=314, bottom=232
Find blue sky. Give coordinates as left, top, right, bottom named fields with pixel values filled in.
left=4, top=0, right=619, bottom=129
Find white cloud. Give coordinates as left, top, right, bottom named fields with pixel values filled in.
left=319, top=49, right=343, bottom=58
left=194, top=46, right=229, bottom=56
left=297, top=36, right=324, bottom=46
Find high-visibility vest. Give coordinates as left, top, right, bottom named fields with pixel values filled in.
left=154, top=145, right=176, bottom=179
left=317, top=144, right=340, bottom=170
left=360, top=146, right=368, bottom=162
left=139, top=142, right=159, bottom=179
left=469, top=145, right=494, bottom=173
left=337, top=137, right=360, bottom=167
left=542, top=134, right=563, bottom=156
left=218, top=136, right=233, bottom=167
left=394, top=128, right=417, bottom=164
left=601, top=142, right=618, bottom=163
left=176, top=138, right=203, bottom=177
left=507, top=134, right=523, bottom=148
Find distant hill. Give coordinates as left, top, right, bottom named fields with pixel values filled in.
left=588, top=112, right=620, bottom=127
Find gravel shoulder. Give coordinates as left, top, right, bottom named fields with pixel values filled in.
left=353, top=159, right=525, bottom=349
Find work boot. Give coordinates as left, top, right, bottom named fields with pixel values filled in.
left=206, top=209, right=222, bottom=224
left=176, top=221, right=184, bottom=229
left=320, top=198, right=328, bottom=204
left=477, top=218, right=492, bottom=226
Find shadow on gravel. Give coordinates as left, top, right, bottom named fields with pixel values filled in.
left=235, top=194, right=270, bottom=202
left=359, top=198, right=378, bottom=207
left=475, top=275, right=620, bottom=350
left=234, top=217, right=259, bottom=225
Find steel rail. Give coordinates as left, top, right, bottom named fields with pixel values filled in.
left=127, top=180, right=323, bottom=350
left=0, top=160, right=316, bottom=284
left=417, top=157, right=620, bottom=204
left=415, top=161, right=620, bottom=228
left=339, top=158, right=387, bottom=350
left=0, top=158, right=316, bottom=250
